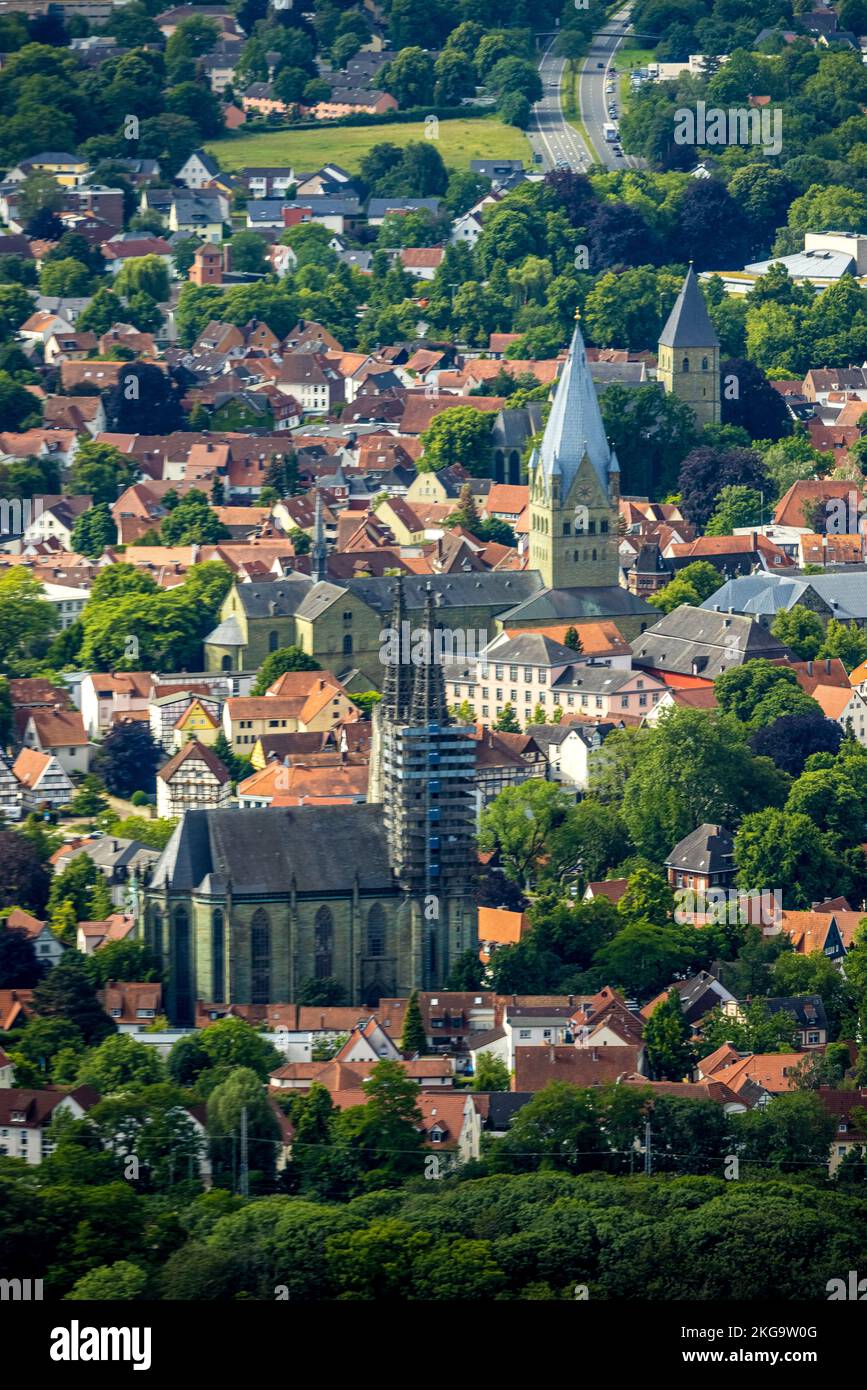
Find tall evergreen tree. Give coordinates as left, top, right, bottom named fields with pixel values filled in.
left=32, top=951, right=115, bottom=1045
left=564, top=626, right=583, bottom=652
left=400, top=989, right=427, bottom=1055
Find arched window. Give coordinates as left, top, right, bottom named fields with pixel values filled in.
left=250, top=908, right=271, bottom=1004
left=494, top=448, right=504, bottom=482
left=701, top=356, right=709, bottom=370
left=221, top=655, right=232, bottom=672
left=509, top=449, right=521, bottom=485
left=342, top=634, right=353, bottom=656
left=367, top=902, right=385, bottom=958
left=268, top=630, right=279, bottom=652
left=149, top=908, right=163, bottom=966
left=174, top=906, right=192, bottom=1027
left=682, top=356, right=690, bottom=373
left=314, top=905, right=333, bottom=978
left=212, top=909, right=225, bottom=1003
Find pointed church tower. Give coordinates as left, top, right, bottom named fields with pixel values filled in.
left=657, top=263, right=720, bottom=427
left=311, top=486, right=327, bottom=583
left=527, top=317, right=620, bottom=589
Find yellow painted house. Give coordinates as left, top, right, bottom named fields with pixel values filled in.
left=20, top=152, right=90, bottom=187
left=172, top=698, right=221, bottom=751
left=373, top=496, right=426, bottom=545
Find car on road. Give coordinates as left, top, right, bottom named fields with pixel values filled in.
left=597, top=61, right=604, bottom=68
left=613, top=147, right=624, bottom=157
left=533, top=151, right=543, bottom=163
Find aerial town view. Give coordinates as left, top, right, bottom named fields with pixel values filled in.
left=4, top=0, right=867, bottom=1354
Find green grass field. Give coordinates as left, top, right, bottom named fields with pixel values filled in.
left=206, top=117, right=531, bottom=174
left=616, top=43, right=656, bottom=105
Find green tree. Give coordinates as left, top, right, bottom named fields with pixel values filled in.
left=419, top=407, right=494, bottom=474
left=494, top=703, right=521, bottom=733
left=66, top=1260, right=148, bottom=1302
left=0, top=372, right=40, bottom=431
left=98, top=721, right=162, bottom=799
left=160, top=489, right=229, bottom=545
left=705, top=485, right=764, bottom=535
left=76, top=1032, right=164, bottom=1092
left=618, top=867, right=674, bottom=927
left=400, top=989, right=427, bottom=1055
left=71, top=503, right=116, bottom=560
left=473, top=1052, right=511, bottom=1091
left=563, top=626, right=583, bottom=652
left=621, top=708, right=789, bottom=862
left=593, top=922, right=695, bottom=1000
left=770, top=607, right=825, bottom=661
left=69, top=441, right=135, bottom=506
left=735, top=807, right=846, bottom=907
left=32, top=951, right=115, bottom=1045
left=114, top=254, right=169, bottom=303
left=644, top=988, right=696, bottom=1081
left=250, top=645, right=320, bottom=695
left=334, top=1059, right=425, bottom=1189
left=489, top=1081, right=604, bottom=1174
left=648, top=560, right=723, bottom=615
left=207, top=1065, right=279, bottom=1192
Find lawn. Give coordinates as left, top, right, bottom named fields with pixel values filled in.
left=616, top=42, right=657, bottom=105
left=206, top=117, right=531, bottom=175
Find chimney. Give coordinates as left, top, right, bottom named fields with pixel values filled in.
left=751, top=530, right=757, bottom=550
left=826, top=658, right=832, bottom=674
left=807, top=660, right=813, bottom=676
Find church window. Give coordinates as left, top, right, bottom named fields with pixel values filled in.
left=702, top=356, right=709, bottom=370
left=563, top=521, right=571, bottom=535
left=251, top=908, right=271, bottom=1004
left=173, top=906, right=193, bottom=1027
left=314, top=906, right=333, bottom=978
left=682, top=357, right=690, bottom=372
left=367, top=902, right=385, bottom=958
left=601, top=519, right=609, bottom=534
left=342, top=634, right=353, bottom=655
left=592, top=549, right=597, bottom=561
left=212, top=909, right=225, bottom=1003
left=343, top=610, right=353, bottom=621
left=221, top=655, right=232, bottom=671
left=588, top=519, right=596, bottom=534
left=149, top=908, right=163, bottom=967
left=268, top=630, right=279, bottom=652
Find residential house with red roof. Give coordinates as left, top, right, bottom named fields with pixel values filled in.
left=0, top=1086, right=99, bottom=1164
left=21, top=706, right=91, bottom=775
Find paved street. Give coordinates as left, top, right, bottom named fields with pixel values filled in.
left=578, top=3, right=644, bottom=170
left=528, top=4, right=644, bottom=173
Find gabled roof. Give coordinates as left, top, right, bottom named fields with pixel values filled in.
left=157, top=739, right=230, bottom=784
left=658, top=265, right=719, bottom=349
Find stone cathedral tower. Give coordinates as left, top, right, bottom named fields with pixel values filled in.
left=527, top=317, right=621, bottom=590
left=369, top=579, right=477, bottom=990
left=657, top=263, right=720, bottom=427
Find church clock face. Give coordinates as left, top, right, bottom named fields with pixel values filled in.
left=575, top=484, right=593, bottom=504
